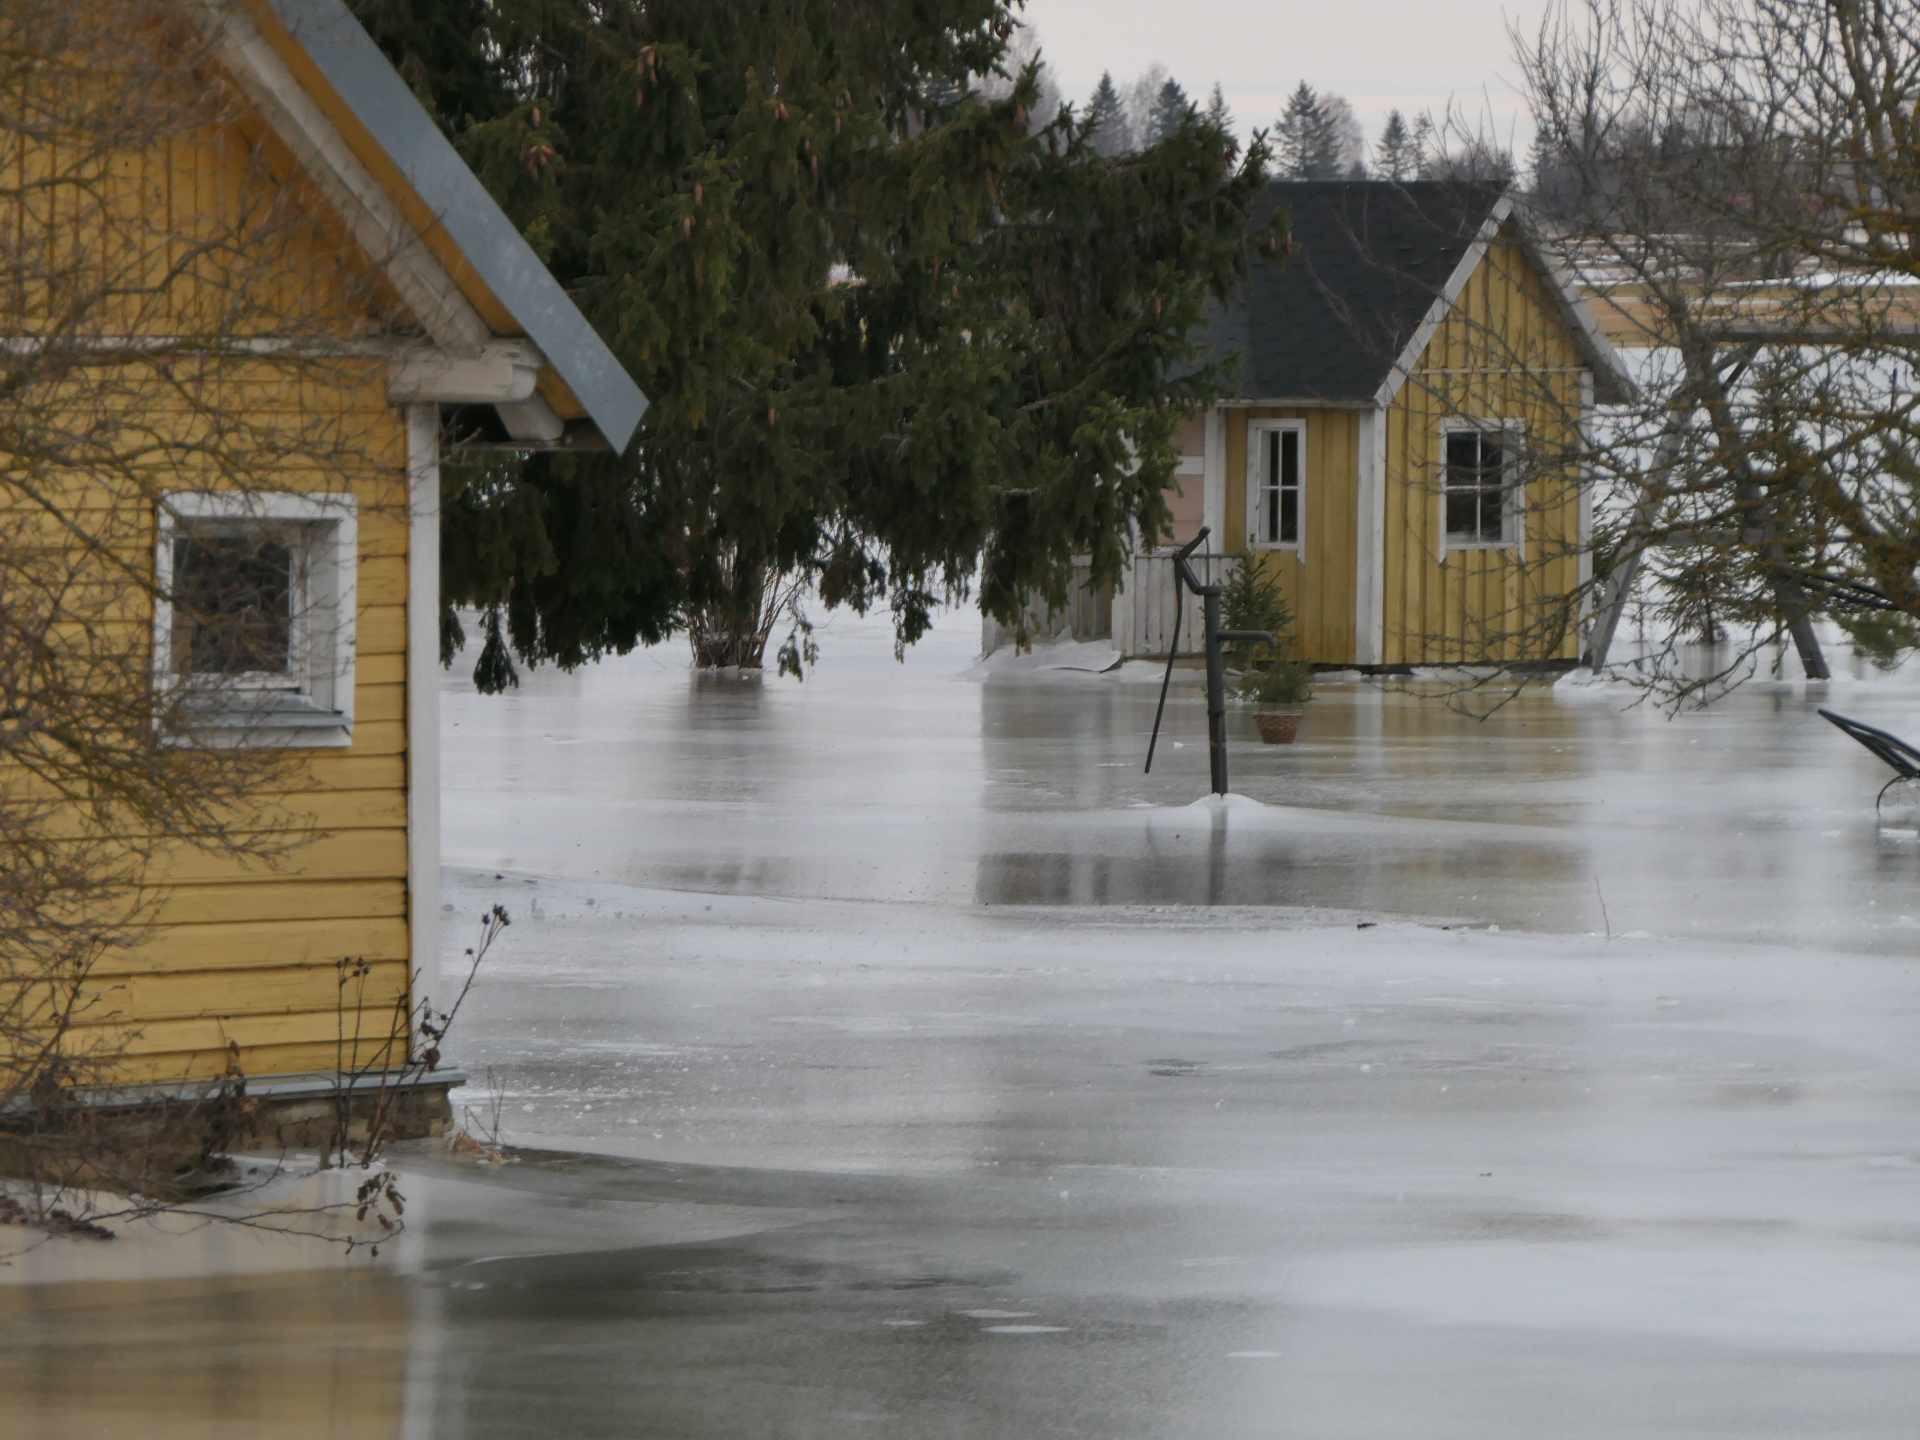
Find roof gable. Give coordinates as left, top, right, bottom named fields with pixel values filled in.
left=1197, top=182, right=1630, bottom=406
left=218, top=0, right=647, bottom=452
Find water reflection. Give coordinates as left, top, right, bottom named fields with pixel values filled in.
left=442, top=610, right=1920, bottom=952
left=2, top=1268, right=414, bottom=1438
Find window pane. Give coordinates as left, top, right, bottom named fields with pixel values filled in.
left=1445, top=430, right=1479, bottom=483
left=1482, top=433, right=1508, bottom=541
left=1480, top=488, right=1504, bottom=542
left=1281, top=429, right=1300, bottom=487
left=1280, top=487, right=1299, bottom=544
left=172, top=531, right=295, bottom=676
left=1445, top=489, right=1480, bottom=541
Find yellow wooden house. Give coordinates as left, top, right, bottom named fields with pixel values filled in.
left=7, top=0, right=644, bottom=1092
left=1134, top=182, right=1632, bottom=666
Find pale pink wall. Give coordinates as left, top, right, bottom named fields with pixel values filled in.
left=1163, top=415, right=1207, bottom=541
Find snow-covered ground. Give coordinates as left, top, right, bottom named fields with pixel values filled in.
left=9, top=605, right=1920, bottom=1438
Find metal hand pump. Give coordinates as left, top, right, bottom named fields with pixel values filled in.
left=1143, top=529, right=1275, bottom=795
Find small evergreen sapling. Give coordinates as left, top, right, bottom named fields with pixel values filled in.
left=1219, top=551, right=1294, bottom=669
left=1238, top=656, right=1314, bottom=709
left=1220, top=550, right=1311, bottom=709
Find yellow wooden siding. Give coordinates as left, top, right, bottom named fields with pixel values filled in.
left=6, top=59, right=418, bottom=1085
left=1382, top=232, right=1586, bottom=665
left=1223, top=408, right=1361, bottom=662
left=10, top=35, right=400, bottom=343
left=148, top=879, right=408, bottom=927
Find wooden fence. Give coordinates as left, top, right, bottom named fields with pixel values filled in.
left=979, top=551, right=1243, bottom=658
left=1125, top=550, right=1238, bottom=658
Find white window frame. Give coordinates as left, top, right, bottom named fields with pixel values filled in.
left=153, top=492, right=358, bottom=748
left=1438, top=419, right=1526, bottom=560
left=1246, top=420, right=1307, bottom=556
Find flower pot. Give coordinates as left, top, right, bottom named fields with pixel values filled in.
left=1254, top=709, right=1303, bottom=744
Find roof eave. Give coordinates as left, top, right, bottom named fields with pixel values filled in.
left=256, top=0, right=648, bottom=453
left=1505, top=201, right=1639, bottom=405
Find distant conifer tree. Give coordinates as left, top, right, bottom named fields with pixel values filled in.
left=1377, top=109, right=1416, bottom=181
left=1143, top=76, right=1192, bottom=148
left=1086, top=70, right=1133, bottom=155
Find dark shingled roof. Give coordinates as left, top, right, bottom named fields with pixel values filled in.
left=1195, top=181, right=1510, bottom=403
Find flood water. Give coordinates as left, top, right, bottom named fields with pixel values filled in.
left=7, top=608, right=1920, bottom=1439
left=442, top=610, right=1920, bottom=954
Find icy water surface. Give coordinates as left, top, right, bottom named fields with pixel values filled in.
left=441, top=609, right=1920, bottom=953
left=8, top=608, right=1920, bottom=1439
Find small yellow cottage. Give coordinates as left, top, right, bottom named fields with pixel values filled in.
left=5, top=0, right=643, bottom=1093
left=1129, top=181, right=1632, bottom=666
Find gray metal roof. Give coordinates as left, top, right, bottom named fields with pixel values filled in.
left=268, top=0, right=649, bottom=453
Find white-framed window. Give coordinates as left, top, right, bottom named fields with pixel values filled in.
left=1440, top=421, right=1524, bottom=550
left=1247, top=421, right=1305, bottom=552
left=153, top=492, right=357, bottom=747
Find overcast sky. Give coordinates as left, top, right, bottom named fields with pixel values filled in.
left=1020, top=0, right=1552, bottom=163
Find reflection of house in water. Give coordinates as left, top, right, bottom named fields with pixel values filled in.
left=2, top=1256, right=415, bottom=1437
left=971, top=687, right=1592, bottom=912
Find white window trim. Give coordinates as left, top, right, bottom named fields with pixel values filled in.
left=1245, top=420, right=1307, bottom=559
left=1437, top=418, right=1526, bottom=563
left=154, top=491, right=358, bottom=748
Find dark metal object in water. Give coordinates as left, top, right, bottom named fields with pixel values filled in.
left=1144, top=528, right=1275, bottom=796
left=1818, top=708, right=1920, bottom=813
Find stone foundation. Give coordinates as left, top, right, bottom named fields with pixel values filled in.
left=0, top=1069, right=462, bottom=1197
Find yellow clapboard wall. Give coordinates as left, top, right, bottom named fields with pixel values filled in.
left=1381, top=231, right=1585, bottom=665
left=8, top=42, right=417, bottom=1085
left=1222, top=408, right=1361, bottom=663
left=1218, top=228, right=1590, bottom=667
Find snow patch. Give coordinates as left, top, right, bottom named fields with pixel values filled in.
left=967, top=638, right=1122, bottom=679
left=1186, top=792, right=1270, bottom=813
left=1553, top=668, right=1641, bottom=699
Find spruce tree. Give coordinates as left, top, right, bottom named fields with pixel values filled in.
left=1205, top=83, right=1233, bottom=135
left=1410, top=113, right=1436, bottom=179
left=1143, top=77, right=1191, bottom=149
left=1376, top=109, right=1415, bottom=181
left=1204, top=82, right=1237, bottom=160
left=1086, top=70, right=1133, bottom=156
left=345, top=4, right=1270, bottom=684
left=1275, top=81, right=1324, bottom=179
left=1316, top=95, right=1360, bottom=178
